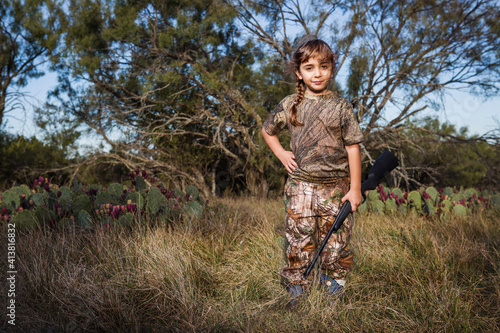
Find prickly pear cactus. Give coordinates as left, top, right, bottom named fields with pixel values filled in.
left=452, top=204, right=468, bottom=216
left=35, top=206, right=55, bottom=224
left=57, top=186, right=73, bottom=210
left=126, top=192, right=145, bottom=210
left=11, top=185, right=31, bottom=198
left=369, top=200, right=385, bottom=214
left=491, top=194, right=500, bottom=208
left=384, top=198, right=398, bottom=214
left=357, top=201, right=368, bottom=213
left=439, top=199, right=452, bottom=213
left=31, top=192, right=48, bottom=206
left=72, top=195, right=92, bottom=214
left=463, top=188, right=478, bottom=200
left=147, top=187, right=167, bottom=215
left=391, top=188, right=404, bottom=200
left=184, top=201, right=203, bottom=218
left=443, top=187, right=454, bottom=197
left=78, top=210, right=92, bottom=229
left=95, top=191, right=113, bottom=209
left=185, top=185, right=200, bottom=201
left=108, top=183, right=125, bottom=202
left=407, top=191, right=422, bottom=213
left=117, top=212, right=134, bottom=228
left=398, top=203, right=408, bottom=215
left=1, top=190, right=21, bottom=212
left=424, top=186, right=439, bottom=203
left=451, top=193, right=466, bottom=205
left=423, top=199, right=436, bottom=216
left=367, top=190, right=380, bottom=201
left=13, top=210, right=38, bottom=230
left=174, top=188, right=185, bottom=199
left=134, top=176, right=147, bottom=192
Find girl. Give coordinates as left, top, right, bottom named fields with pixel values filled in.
left=262, top=38, right=365, bottom=307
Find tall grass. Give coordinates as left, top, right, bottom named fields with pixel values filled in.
left=1, top=197, right=499, bottom=332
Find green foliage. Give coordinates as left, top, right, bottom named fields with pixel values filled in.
left=384, top=198, right=397, bottom=214
left=407, top=191, right=422, bottom=213
left=147, top=187, right=167, bottom=216
left=1, top=190, right=21, bottom=212
left=0, top=132, right=75, bottom=189
left=117, top=212, right=134, bottom=228
left=78, top=210, right=92, bottom=229
left=13, top=210, right=38, bottom=230
left=452, top=205, right=468, bottom=216
left=94, top=191, right=113, bottom=209
left=107, top=183, right=124, bottom=202
left=11, top=185, right=31, bottom=198
left=35, top=206, right=55, bottom=224
left=32, top=192, right=48, bottom=206
left=184, top=201, right=203, bottom=218
left=134, top=176, right=147, bottom=192
left=72, top=194, right=92, bottom=214
left=369, top=200, right=385, bottom=214
left=186, top=185, right=200, bottom=201
left=127, top=192, right=145, bottom=210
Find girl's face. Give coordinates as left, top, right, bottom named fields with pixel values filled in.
left=295, top=56, right=333, bottom=95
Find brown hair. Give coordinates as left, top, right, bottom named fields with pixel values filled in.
left=290, top=39, right=337, bottom=126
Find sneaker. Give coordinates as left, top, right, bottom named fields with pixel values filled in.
left=319, top=273, right=343, bottom=300
left=287, top=284, right=305, bottom=309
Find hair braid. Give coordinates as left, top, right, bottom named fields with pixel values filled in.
left=290, top=79, right=305, bottom=126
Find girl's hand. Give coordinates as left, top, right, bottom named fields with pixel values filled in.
left=341, top=189, right=363, bottom=212
left=277, top=151, right=298, bottom=174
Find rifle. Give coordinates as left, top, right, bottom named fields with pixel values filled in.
left=304, top=151, right=399, bottom=278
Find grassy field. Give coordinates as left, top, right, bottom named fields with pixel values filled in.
left=1, top=197, right=499, bottom=332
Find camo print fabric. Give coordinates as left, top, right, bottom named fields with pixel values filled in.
left=281, top=178, right=354, bottom=287
left=263, top=91, right=365, bottom=184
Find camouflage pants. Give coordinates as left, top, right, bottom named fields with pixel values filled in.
left=281, top=178, right=355, bottom=287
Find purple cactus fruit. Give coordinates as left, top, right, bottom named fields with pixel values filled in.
left=57, top=191, right=62, bottom=197
left=2, top=208, right=7, bottom=214
left=176, top=195, right=180, bottom=201
left=151, top=178, right=155, bottom=184
left=132, top=204, right=137, bottom=212
left=121, top=205, right=126, bottom=213
left=39, top=176, right=44, bottom=184
left=130, top=172, right=135, bottom=179
left=205, top=200, right=209, bottom=205
left=111, top=211, right=116, bottom=218
left=135, top=169, right=139, bottom=175
left=34, top=179, right=39, bottom=186
left=127, top=204, right=131, bottom=212
left=185, top=194, right=190, bottom=200
left=44, top=184, right=50, bottom=192
left=142, top=170, right=147, bottom=178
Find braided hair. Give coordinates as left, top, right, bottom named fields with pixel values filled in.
left=290, top=39, right=337, bottom=126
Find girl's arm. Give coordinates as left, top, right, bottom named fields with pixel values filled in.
left=261, top=127, right=298, bottom=174
left=342, top=144, right=363, bottom=211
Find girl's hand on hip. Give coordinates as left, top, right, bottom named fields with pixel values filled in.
left=277, top=151, right=298, bottom=174
left=342, top=189, right=363, bottom=212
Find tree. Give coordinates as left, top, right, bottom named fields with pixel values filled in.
left=0, top=0, right=64, bottom=126
left=233, top=0, right=500, bottom=188
left=42, top=0, right=284, bottom=196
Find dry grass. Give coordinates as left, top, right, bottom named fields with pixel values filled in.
left=1, top=197, right=499, bottom=332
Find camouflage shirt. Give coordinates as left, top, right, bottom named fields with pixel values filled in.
left=263, top=91, right=365, bottom=184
